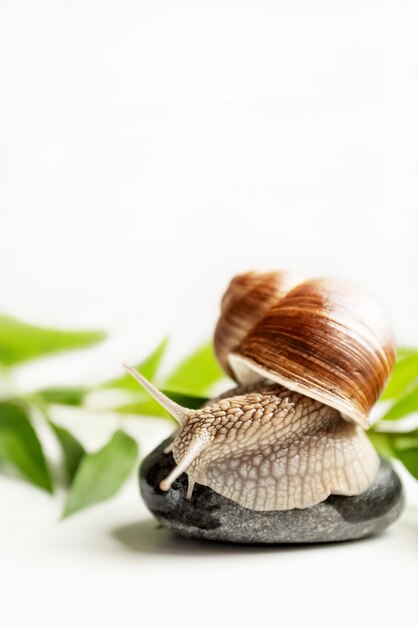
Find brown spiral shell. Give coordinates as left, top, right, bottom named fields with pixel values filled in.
left=214, top=272, right=396, bottom=427
left=214, top=271, right=302, bottom=378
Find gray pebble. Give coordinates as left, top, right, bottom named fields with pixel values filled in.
left=140, top=438, right=404, bottom=544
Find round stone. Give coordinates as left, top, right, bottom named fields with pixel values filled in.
left=140, top=438, right=405, bottom=544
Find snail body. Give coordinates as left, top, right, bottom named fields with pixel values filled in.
left=126, top=271, right=395, bottom=512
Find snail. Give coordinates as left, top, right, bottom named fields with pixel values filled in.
left=125, top=270, right=395, bottom=511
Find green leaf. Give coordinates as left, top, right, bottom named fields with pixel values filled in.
left=382, top=352, right=418, bottom=400
left=392, top=429, right=418, bottom=451
left=396, top=346, right=418, bottom=359
left=37, top=387, right=88, bottom=407
left=164, top=390, right=209, bottom=410
left=394, top=447, right=418, bottom=479
left=103, top=338, right=168, bottom=390
left=381, top=385, right=418, bottom=421
left=0, top=314, right=106, bottom=367
left=114, top=394, right=173, bottom=420
left=62, top=430, right=138, bottom=517
left=163, top=342, right=227, bottom=396
left=367, top=430, right=394, bottom=459
left=113, top=389, right=208, bottom=420
left=48, top=421, right=85, bottom=483
left=0, top=401, right=53, bottom=492
left=368, top=427, right=418, bottom=477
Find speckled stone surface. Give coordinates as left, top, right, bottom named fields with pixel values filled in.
left=140, top=438, right=405, bottom=543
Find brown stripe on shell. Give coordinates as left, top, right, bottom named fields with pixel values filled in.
left=214, top=270, right=301, bottom=377
left=233, top=278, right=395, bottom=426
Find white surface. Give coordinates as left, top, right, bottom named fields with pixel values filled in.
left=1, top=1, right=418, bottom=624
left=1, top=417, right=417, bottom=626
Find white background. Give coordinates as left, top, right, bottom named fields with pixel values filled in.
left=0, top=1, right=417, bottom=625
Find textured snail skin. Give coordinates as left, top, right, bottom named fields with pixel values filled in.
left=216, top=273, right=396, bottom=427
left=126, top=270, right=394, bottom=512
left=169, top=383, right=380, bottom=511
